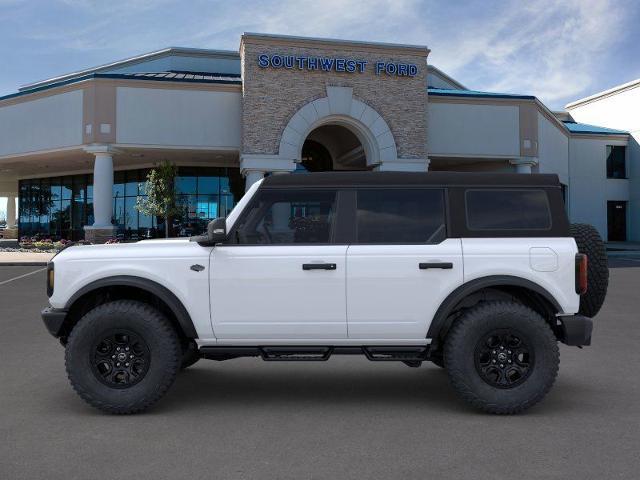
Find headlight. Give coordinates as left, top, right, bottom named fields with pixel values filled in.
left=47, top=262, right=54, bottom=297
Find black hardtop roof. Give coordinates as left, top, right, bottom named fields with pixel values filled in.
left=261, top=171, right=561, bottom=188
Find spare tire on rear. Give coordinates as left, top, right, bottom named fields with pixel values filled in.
left=570, top=223, right=609, bottom=317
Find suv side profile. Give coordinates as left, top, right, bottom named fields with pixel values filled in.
left=41, top=172, right=608, bottom=414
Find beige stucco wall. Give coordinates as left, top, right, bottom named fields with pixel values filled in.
left=240, top=36, right=428, bottom=160
left=0, top=90, right=83, bottom=157
left=116, top=86, right=242, bottom=148
left=427, top=101, right=520, bottom=157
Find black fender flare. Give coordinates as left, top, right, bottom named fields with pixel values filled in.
left=427, top=275, right=562, bottom=345
left=65, top=275, right=198, bottom=338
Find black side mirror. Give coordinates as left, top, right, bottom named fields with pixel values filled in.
left=190, top=217, right=227, bottom=245
left=207, top=217, right=227, bottom=243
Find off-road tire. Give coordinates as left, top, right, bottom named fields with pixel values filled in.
left=444, top=301, right=559, bottom=414
left=570, top=223, right=609, bottom=317
left=180, top=340, right=201, bottom=370
left=65, top=300, right=181, bottom=414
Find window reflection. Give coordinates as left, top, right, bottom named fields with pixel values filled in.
left=18, top=167, right=242, bottom=241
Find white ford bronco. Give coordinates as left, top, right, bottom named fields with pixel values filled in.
left=42, top=172, right=608, bottom=414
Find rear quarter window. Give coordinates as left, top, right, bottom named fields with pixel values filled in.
left=465, top=189, right=552, bottom=230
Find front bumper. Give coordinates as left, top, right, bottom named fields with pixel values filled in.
left=558, top=315, right=593, bottom=346
left=41, top=307, right=68, bottom=338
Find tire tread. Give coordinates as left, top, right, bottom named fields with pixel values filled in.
left=65, top=300, right=181, bottom=414
left=444, top=301, right=559, bottom=414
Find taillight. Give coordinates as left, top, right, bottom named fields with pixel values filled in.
left=47, top=262, right=54, bottom=298
left=575, top=254, right=588, bottom=295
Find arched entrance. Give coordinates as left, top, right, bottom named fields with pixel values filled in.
left=300, top=124, right=367, bottom=172
left=277, top=86, right=399, bottom=172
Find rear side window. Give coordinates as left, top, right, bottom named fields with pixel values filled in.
left=465, top=189, right=551, bottom=230
left=356, top=189, right=446, bottom=243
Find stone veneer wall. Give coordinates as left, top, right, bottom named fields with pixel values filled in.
left=241, top=37, right=428, bottom=160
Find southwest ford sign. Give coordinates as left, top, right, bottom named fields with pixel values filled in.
left=257, top=54, right=418, bottom=77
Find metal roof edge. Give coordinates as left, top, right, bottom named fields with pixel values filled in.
left=19, top=47, right=240, bottom=92
left=427, top=66, right=466, bottom=90
left=428, top=88, right=535, bottom=100
left=1, top=72, right=241, bottom=103
left=565, top=78, right=640, bottom=109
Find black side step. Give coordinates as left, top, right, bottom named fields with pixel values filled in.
left=260, top=346, right=333, bottom=361
left=363, top=346, right=429, bottom=362
left=200, top=346, right=430, bottom=362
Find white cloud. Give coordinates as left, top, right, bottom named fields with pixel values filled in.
left=3, top=0, right=634, bottom=108
left=425, top=0, right=630, bottom=107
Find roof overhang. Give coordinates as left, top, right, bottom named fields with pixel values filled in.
left=565, top=78, right=640, bottom=110
left=19, top=47, right=240, bottom=93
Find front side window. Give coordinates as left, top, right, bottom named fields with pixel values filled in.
left=235, top=190, right=337, bottom=244
left=356, top=189, right=446, bottom=244
left=465, top=189, right=551, bottom=230
left=606, top=145, right=626, bottom=179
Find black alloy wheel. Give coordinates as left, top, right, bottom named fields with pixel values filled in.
left=91, top=330, right=150, bottom=388
left=474, top=329, right=534, bottom=388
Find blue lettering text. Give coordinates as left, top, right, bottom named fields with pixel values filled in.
left=258, top=54, right=269, bottom=68
left=320, top=57, right=335, bottom=71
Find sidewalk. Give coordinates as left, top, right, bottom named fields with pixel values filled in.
left=0, top=251, right=55, bottom=266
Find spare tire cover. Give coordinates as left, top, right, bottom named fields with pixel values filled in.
left=569, top=223, right=609, bottom=317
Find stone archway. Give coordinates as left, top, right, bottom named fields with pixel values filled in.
left=278, top=86, right=398, bottom=168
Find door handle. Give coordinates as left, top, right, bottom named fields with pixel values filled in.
left=302, top=263, right=337, bottom=271
left=419, top=262, right=453, bottom=270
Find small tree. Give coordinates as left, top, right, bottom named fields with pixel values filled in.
left=136, top=161, right=182, bottom=238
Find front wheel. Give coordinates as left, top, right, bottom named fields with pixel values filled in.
left=65, top=300, right=181, bottom=414
left=444, top=301, right=559, bottom=414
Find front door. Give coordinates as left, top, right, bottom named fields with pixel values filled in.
left=607, top=201, right=627, bottom=241
left=210, top=188, right=347, bottom=340
left=346, top=188, right=463, bottom=339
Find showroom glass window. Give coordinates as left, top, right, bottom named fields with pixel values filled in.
left=234, top=190, right=337, bottom=244
left=606, top=145, right=626, bottom=179
left=355, top=189, right=446, bottom=243
left=18, top=167, right=241, bottom=241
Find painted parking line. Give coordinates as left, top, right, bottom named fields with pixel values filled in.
left=0, top=267, right=46, bottom=287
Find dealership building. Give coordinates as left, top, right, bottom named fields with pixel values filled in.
left=0, top=33, right=636, bottom=242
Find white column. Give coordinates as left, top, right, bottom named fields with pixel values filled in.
left=83, top=145, right=118, bottom=242
left=6, top=195, right=16, bottom=228
left=243, top=170, right=265, bottom=192
left=240, top=154, right=295, bottom=192
left=91, top=151, right=115, bottom=227
left=510, top=157, right=538, bottom=174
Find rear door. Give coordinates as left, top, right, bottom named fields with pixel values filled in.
left=346, top=188, right=463, bottom=340
left=210, top=188, right=348, bottom=340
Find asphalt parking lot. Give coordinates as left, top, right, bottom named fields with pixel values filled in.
left=1, top=260, right=639, bottom=480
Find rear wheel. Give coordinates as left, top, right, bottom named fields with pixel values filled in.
left=444, top=301, right=559, bottom=414
left=570, top=223, right=609, bottom=317
left=65, top=300, right=181, bottom=414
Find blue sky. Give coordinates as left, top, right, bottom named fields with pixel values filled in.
left=1, top=0, right=639, bottom=108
